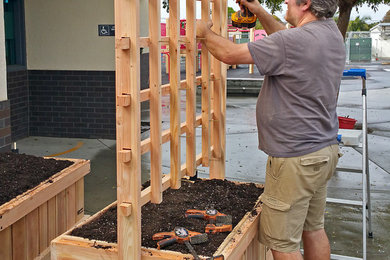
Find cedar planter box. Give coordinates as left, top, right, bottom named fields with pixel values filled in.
left=0, top=158, right=90, bottom=260
left=51, top=180, right=270, bottom=260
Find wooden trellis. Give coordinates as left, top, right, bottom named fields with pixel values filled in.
left=115, top=0, right=227, bottom=258
left=52, top=0, right=270, bottom=259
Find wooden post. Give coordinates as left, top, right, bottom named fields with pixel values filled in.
left=149, top=0, right=163, bottom=204
left=115, top=0, right=141, bottom=259
left=249, top=28, right=254, bottom=74
left=232, top=35, right=237, bottom=69
left=169, top=0, right=181, bottom=189
left=210, top=0, right=225, bottom=179
left=201, top=0, right=211, bottom=167
left=165, top=18, right=170, bottom=74
left=220, top=0, right=228, bottom=179
left=185, top=0, right=197, bottom=177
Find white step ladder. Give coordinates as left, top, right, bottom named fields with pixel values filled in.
left=327, top=69, right=373, bottom=260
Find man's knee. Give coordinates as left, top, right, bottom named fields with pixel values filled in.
left=271, top=249, right=303, bottom=260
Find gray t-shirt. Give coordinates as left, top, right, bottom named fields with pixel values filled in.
left=248, top=18, right=346, bottom=157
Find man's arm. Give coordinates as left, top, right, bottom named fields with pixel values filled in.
left=241, top=0, right=286, bottom=35
left=197, top=20, right=254, bottom=65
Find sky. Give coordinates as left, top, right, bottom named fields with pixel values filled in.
left=161, top=1, right=390, bottom=23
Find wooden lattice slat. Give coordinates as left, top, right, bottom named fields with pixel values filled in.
left=149, top=0, right=163, bottom=204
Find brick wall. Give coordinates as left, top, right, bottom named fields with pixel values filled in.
left=7, top=70, right=29, bottom=141
left=6, top=54, right=149, bottom=140
left=0, top=100, right=11, bottom=152
left=29, top=70, right=116, bottom=139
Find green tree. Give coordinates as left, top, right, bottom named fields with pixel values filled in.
left=337, top=0, right=390, bottom=39
left=256, top=0, right=390, bottom=39
left=348, top=16, right=373, bottom=31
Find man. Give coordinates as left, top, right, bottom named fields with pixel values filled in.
left=196, top=0, right=345, bottom=259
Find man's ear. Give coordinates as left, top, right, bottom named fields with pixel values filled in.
left=301, top=0, right=311, bottom=11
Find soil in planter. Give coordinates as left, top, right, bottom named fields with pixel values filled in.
left=71, top=179, right=264, bottom=257
left=0, top=152, right=74, bottom=206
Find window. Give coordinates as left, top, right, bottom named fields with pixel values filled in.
left=3, top=0, right=26, bottom=66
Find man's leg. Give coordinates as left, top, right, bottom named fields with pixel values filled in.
left=302, top=229, right=330, bottom=260
left=271, top=249, right=303, bottom=260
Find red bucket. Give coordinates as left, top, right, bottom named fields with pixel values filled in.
left=338, top=116, right=357, bottom=129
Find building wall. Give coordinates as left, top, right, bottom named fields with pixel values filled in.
left=371, top=29, right=390, bottom=59
left=5, top=0, right=150, bottom=140
left=0, top=3, right=11, bottom=151
left=0, top=100, right=11, bottom=152
left=7, top=70, right=29, bottom=141
left=0, top=2, right=7, bottom=101
left=24, top=0, right=149, bottom=71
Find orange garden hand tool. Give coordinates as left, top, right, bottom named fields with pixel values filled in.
left=185, top=208, right=232, bottom=224
left=205, top=223, right=233, bottom=234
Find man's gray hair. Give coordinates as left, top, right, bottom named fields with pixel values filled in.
left=297, top=0, right=338, bottom=18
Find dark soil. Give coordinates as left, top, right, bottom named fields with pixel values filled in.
left=71, top=179, right=264, bottom=257
left=0, top=152, right=74, bottom=206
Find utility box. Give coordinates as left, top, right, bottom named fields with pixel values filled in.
left=346, top=32, right=372, bottom=62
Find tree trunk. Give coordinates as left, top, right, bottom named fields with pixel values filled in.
left=337, top=1, right=356, bottom=40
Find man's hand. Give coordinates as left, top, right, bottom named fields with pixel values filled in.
left=238, top=0, right=262, bottom=16
left=196, top=20, right=213, bottom=39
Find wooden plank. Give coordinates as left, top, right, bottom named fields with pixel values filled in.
left=12, top=217, right=26, bottom=260
left=249, top=28, right=254, bottom=74
left=0, top=226, right=12, bottom=260
left=201, top=0, right=211, bottom=167
left=169, top=0, right=181, bottom=190
left=219, top=0, right=228, bottom=179
left=26, top=209, right=39, bottom=259
left=66, top=184, right=76, bottom=229
left=56, top=191, right=66, bottom=235
left=0, top=160, right=90, bottom=232
left=114, top=0, right=141, bottom=259
left=141, top=113, right=204, bottom=155
left=47, top=197, right=56, bottom=243
left=38, top=203, right=48, bottom=253
left=51, top=236, right=117, bottom=260
left=75, top=178, right=85, bottom=222
left=215, top=206, right=261, bottom=260
left=185, top=0, right=197, bottom=177
left=210, top=0, right=224, bottom=179
left=140, top=75, right=206, bottom=102
left=149, top=0, right=163, bottom=204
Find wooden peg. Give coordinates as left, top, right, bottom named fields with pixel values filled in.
left=119, top=202, right=132, bottom=217
left=119, top=149, right=132, bottom=163
left=115, top=37, right=130, bottom=50
left=117, top=94, right=131, bottom=107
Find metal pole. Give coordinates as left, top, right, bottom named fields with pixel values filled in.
left=362, top=78, right=373, bottom=239
left=362, top=77, right=367, bottom=260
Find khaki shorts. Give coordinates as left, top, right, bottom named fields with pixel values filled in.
left=258, top=144, right=340, bottom=253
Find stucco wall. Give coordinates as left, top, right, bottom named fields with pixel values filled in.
left=371, top=30, right=390, bottom=59
left=0, top=3, right=7, bottom=101
left=24, top=0, right=149, bottom=71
